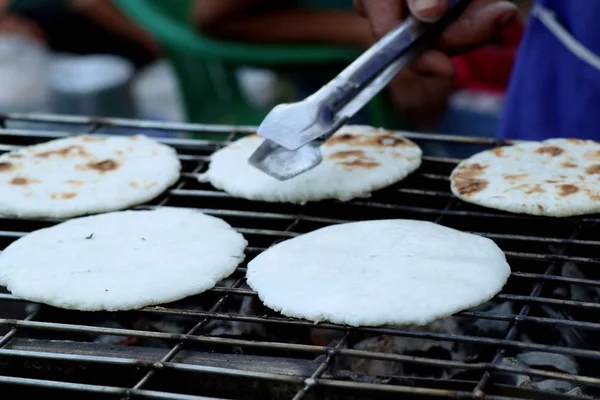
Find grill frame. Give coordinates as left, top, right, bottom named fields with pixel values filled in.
left=0, top=112, right=598, bottom=400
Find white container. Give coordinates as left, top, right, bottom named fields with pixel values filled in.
left=0, top=34, right=51, bottom=130
left=0, top=34, right=50, bottom=112
left=48, top=54, right=136, bottom=119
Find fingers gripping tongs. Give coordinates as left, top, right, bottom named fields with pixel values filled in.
left=248, top=0, right=471, bottom=180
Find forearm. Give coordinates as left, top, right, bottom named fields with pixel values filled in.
left=198, top=8, right=375, bottom=49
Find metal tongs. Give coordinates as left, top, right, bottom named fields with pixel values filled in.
left=248, top=0, right=471, bottom=180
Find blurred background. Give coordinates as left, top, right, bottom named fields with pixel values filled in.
left=0, top=0, right=532, bottom=143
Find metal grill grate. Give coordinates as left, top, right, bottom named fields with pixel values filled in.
left=0, top=113, right=599, bottom=400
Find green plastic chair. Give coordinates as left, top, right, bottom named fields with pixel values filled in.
left=113, top=0, right=402, bottom=134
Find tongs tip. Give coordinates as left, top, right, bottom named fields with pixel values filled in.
left=248, top=139, right=323, bottom=181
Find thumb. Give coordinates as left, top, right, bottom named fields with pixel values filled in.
left=407, top=0, right=450, bottom=22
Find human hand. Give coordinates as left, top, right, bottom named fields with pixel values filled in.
left=353, top=0, right=518, bottom=128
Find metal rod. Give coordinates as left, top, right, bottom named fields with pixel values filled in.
left=291, top=333, right=348, bottom=400
left=0, top=376, right=228, bottom=400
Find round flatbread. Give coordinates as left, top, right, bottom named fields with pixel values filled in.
left=0, top=208, right=247, bottom=311
left=203, top=125, right=422, bottom=204
left=450, top=139, right=600, bottom=217
left=246, top=219, right=510, bottom=327
left=0, top=134, right=181, bottom=219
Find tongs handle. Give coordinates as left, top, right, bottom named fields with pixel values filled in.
left=317, top=0, right=472, bottom=126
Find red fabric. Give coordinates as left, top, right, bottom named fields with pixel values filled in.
left=452, top=20, right=525, bottom=94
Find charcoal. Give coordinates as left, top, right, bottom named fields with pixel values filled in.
left=566, top=386, right=599, bottom=399
left=532, top=379, right=576, bottom=394
left=516, top=352, right=579, bottom=375
left=331, top=369, right=393, bottom=385
left=537, top=306, right=589, bottom=348
left=494, top=357, right=531, bottom=387
left=494, top=357, right=583, bottom=395
left=92, top=320, right=134, bottom=345
left=204, top=296, right=267, bottom=338
left=346, top=317, right=464, bottom=378
left=472, top=301, right=513, bottom=336
left=562, top=263, right=600, bottom=303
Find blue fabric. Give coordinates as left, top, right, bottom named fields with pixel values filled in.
left=498, top=0, right=600, bottom=141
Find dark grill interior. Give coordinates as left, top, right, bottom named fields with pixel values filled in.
left=0, top=113, right=599, bottom=400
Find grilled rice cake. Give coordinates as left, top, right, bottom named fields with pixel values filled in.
left=450, top=139, right=600, bottom=217
left=0, top=208, right=247, bottom=311
left=0, top=134, right=181, bottom=219
left=202, top=125, right=422, bottom=204
left=247, top=219, right=510, bottom=327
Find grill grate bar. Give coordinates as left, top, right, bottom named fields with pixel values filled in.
left=4, top=290, right=599, bottom=332
left=1, top=349, right=303, bottom=384
left=496, top=294, right=600, bottom=310
left=5, top=318, right=600, bottom=361
left=503, top=252, right=599, bottom=265
left=510, top=271, right=600, bottom=287
left=0, top=143, right=210, bottom=164
left=3, top=339, right=600, bottom=392
left=2, top=345, right=471, bottom=384
left=1, top=113, right=256, bottom=134
left=477, top=233, right=600, bottom=247
left=120, top=284, right=600, bottom=324
left=348, top=200, right=600, bottom=222
left=314, top=379, right=520, bottom=400
left=141, top=295, right=600, bottom=331
left=460, top=311, right=600, bottom=331
left=491, top=364, right=600, bottom=387
left=0, top=127, right=231, bottom=149
left=0, top=376, right=228, bottom=400
left=3, top=112, right=510, bottom=145
left=0, top=346, right=477, bottom=377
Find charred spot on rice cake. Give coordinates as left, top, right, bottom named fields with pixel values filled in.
left=558, top=184, right=579, bottom=196
left=536, top=146, right=564, bottom=156
left=452, top=163, right=490, bottom=196
left=326, top=150, right=365, bottom=160
left=490, top=147, right=505, bottom=157
left=562, top=162, right=578, bottom=168
left=452, top=163, right=487, bottom=180
left=456, top=179, right=488, bottom=196
left=9, top=177, right=39, bottom=185
left=585, top=164, right=600, bottom=175
left=503, top=173, right=528, bottom=181
left=327, top=132, right=412, bottom=148
left=339, top=159, right=381, bottom=169
left=50, top=192, right=77, bottom=200
left=0, top=162, right=16, bottom=172
left=79, top=159, right=121, bottom=172
left=35, top=145, right=91, bottom=159
left=566, top=139, right=588, bottom=144
left=584, top=150, right=600, bottom=160
left=524, top=184, right=545, bottom=195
